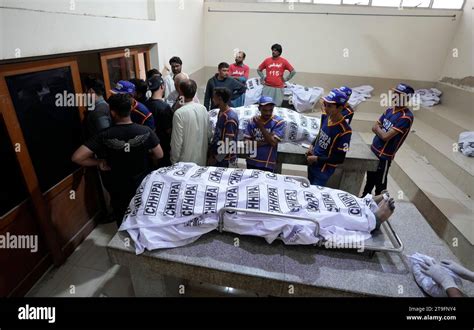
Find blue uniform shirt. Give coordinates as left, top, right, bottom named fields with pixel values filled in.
left=371, top=107, right=414, bottom=160
left=341, top=105, right=354, bottom=125
left=211, top=108, right=239, bottom=162
left=244, top=115, right=286, bottom=170
left=131, top=100, right=155, bottom=130
left=312, top=113, right=352, bottom=172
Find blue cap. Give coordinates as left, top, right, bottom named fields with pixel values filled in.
left=393, top=83, right=414, bottom=96
left=322, top=88, right=349, bottom=106
left=339, top=86, right=352, bottom=97
left=258, top=96, right=275, bottom=106
left=111, top=80, right=136, bottom=94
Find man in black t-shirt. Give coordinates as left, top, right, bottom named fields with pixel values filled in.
left=145, top=75, right=173, bottom=167
left=72, top=94, right=163, bottom=226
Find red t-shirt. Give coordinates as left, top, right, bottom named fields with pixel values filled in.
left=258, top=56, right=294, bottom=88
left=229, top=63, right=249, bottom=79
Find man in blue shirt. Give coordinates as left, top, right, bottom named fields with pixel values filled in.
left=208, top=87, right=240, bottom=168
left=244, top=96, right=286, bottom=172
left=111, top=80, right=155, bottom=130
left=307, top=89, right=352, bottom=186
left=362, top=83, right=415, bottom=197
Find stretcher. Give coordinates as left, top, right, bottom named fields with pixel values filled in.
left=217, top=175, right=404, bottom=257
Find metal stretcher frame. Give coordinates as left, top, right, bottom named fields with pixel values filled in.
left=216, top=175, right=404, bottom=255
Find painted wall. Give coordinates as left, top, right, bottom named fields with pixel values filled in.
left=0, top=0, right=205, bottom=75
left=204, top=1, right=462, bottom=81
left=440, top=0, right=473, bottom=80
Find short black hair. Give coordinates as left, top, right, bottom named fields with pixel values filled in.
left=108, top=93, right=132, bottom=118
left=129, top=78, right=148, bottom=95
left=169, top=56, right=182, bottom=65
left=213, top=87, right=232, bottom=104
left=146, top=68, right=161, bottom=80
left=179, top=79, right=197, bottom=99
left=218, top=62, right=229, bottom=70
left=84, top=76, right=105, bottom=96
left=271, top=43, right=283, bottom=55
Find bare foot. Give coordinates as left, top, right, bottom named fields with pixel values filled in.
left=373, top=190, right=389, bottom=204
left=375, top=198, right=395, bottom=224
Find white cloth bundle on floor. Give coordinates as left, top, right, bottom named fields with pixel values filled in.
left=409, top=253, right=462, bottom=297
left=414, top=88, right=442, bottom=107
left=208, top=104, right=320, bottom=145
left=458, top=131, right=474, bottom=157
left=120, top=163, right=379, bottom=254
left=283, top=83, right=324, bottom=113
left=348, top=85, right=374, bottom=108
left=244, top=78, right=264, bottom=106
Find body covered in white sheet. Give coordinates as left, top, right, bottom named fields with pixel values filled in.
left=209, top=104, right=320, bottom=145
left=120, top=163, right=379, bottom=254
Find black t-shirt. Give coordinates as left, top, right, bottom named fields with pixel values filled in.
left=145, top=98, right=173, bottom=151
left=85, top=123, right=159, bottom=186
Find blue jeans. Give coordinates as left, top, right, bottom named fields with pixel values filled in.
left=230, top=94, right=245, bottom=108
left=308, top=165, right=335, bottom=187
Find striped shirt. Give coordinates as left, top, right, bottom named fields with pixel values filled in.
left=371, top=107, right=414, bottom=160
left=244, top=115, right=286, bottom=169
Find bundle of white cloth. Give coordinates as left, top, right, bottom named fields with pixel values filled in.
left=409, top=253, right=462, bottom=297
left=283, top=83, right=324, bottom=113
left=414, top=88, right=442, bottom=107
left=458, top=131, right=474, bottom=157
left=348, top=85, right=374, bottom=108
left=120, top=163, right=379, bottom=254
left=245, top=78, right=374, bottom=112
left=209, top=104, right=320, bottom=145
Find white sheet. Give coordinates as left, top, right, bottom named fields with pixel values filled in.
left=120, top=163, right=379, bottom=254
left=208, top=105, right=320, bottom=145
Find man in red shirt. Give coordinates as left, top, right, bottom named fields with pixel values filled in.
left=229, top=51, right=249, bottom=107
left=257, top=44, right=296, bottom=107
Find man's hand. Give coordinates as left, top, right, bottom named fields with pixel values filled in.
left=305, top=148, right=314, bottom=157
left=97, top=159, right=111, bottom=171
left=307, top=155, right=318, bottom=165
left=254, top=116, right=265, bottom=130
left=420, top=259, right=457, bottom=291
left=441, top=260, right=474, bottom=282
left=372, top=123, right=380, bottom=134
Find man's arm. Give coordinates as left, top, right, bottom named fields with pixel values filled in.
left=284, top=69, right=296, bottom=82
left=170, top=112, right=184, bottom=164
left=372, top=126, right=400, bottom=142
left=257, top=70, right=265, bottom=82
left=150, top=144, right=164, bottom=160
left=72, top=145, right=110, bottom=171
left=232, top=78, right=247, bottom=96
left=204, top=80, right=212, bottom=110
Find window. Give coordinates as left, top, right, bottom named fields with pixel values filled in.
left=5, top=67, right=83, bottom=193
left=106, top=56, right=137, bottom=88
left=260, top=0, right=465, bottom=9
left=0, top=116, right=28, bottom=216
left=371, top=0, right=400, bottom=7
left=432, top=0, right=465, bottom=9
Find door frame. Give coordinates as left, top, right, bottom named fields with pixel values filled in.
left=100, top=46, right=152, bottom=97
left=0, top=57, right=87, bottom=265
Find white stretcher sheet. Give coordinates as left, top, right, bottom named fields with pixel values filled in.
left=209, top=105, right=320, bottom=145
left=120, top=163, right=379, bottom=254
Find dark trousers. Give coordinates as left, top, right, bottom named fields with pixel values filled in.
left=246, top=163, right=274, bottom=173
left=308, top=165, right=335, bottom=187
left=108, top=174, right=145, bottom=227
left=362, top=159, right=392, bottom=197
